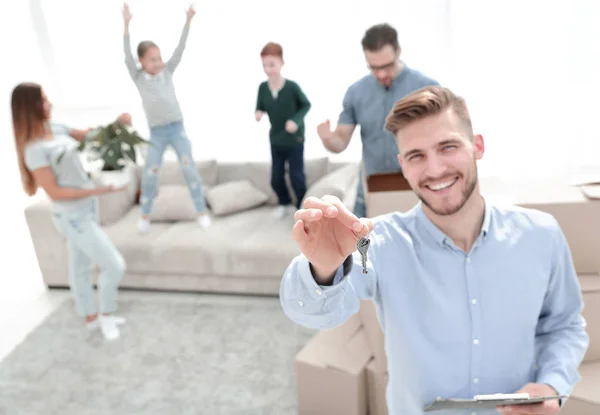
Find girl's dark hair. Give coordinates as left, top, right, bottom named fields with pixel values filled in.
left=137, top=41, right=159, bottom=58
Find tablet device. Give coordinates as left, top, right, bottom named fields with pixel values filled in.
left=424, top=394, right=567, bottom=411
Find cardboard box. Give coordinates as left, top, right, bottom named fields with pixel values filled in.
left=580, top=274, right=600, bottom=362
left=482, top=178, right=600, bottom=274
left=366, top=359, right=389, bottom=415
left=364, top=171, right=418, bottom=216
left=561, top=361, right=600, bottom=415
left=296, top=313, right=372, bottom=415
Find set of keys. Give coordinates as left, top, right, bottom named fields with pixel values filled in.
left=354, top=231, right=371, bottom=274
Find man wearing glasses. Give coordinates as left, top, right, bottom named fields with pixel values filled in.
left=317, top=23, right=439, bottom=218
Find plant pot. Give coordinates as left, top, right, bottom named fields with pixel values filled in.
left=95, top=168, right=131, bottom=188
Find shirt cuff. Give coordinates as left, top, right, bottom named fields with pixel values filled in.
left=536, top=372, right=572, bottom=405
left=298, top=256, right=348, bottom=300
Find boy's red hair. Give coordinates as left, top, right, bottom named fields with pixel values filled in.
left=260, top=42, right=283, bottom=59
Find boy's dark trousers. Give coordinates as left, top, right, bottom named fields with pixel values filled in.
left=270, top=143, right=306, bottom=209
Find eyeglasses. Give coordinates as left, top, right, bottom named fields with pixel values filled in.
left=367, top=60, right=397, bottom=72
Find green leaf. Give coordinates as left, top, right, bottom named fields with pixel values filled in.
left=124, top=145, right=136, bottom=162
left=76, top=120, right=150, bottom=168
left=105, top=123, right=116, bottom=138
left=95, top=129, right=107, bottom=146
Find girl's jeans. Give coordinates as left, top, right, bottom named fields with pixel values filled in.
left=140, top=121, right=207, bottom=216
left=51, top=197, right=125, bottom=317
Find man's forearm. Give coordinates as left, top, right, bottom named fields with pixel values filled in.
left=323, top=134, right=348, bottom=153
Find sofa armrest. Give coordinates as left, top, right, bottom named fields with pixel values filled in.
left=24, top=199, right=68, bottom=287
left=92, top=164, right=139, bottom=226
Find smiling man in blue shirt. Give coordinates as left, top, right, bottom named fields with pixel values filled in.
left=281, top=86, right=589, bottom=415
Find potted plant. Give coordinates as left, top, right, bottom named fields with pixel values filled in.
left=60, top=114, right=151, bottom=187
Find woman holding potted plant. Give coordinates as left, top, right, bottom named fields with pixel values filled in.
left=123, top=3, right=211, bottom=233
left=11, top=82, right=127, bottom=341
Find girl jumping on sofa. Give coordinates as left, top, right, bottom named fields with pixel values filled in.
left=122, top=3, right=210, bottom=233
left=11, top=82, right=128, bottom=341
left=255, top=42, right=312, bottom=219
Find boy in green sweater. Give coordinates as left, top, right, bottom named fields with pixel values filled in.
left=255, top=42, right=311, bottom=219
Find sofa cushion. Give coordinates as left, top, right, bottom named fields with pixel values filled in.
left=104, top=204, right=298, bottom=278
left=303, top=163, right=359, bottom=202
left=149, top=205, right=299, bottom=278
left=92, top=165, right=138, bottom=226
left=149, top=185, right=198, bottom=222
left=205, top=180, right=269, bottom=216
left=134, top=207, right=268, bottom=276
left=225, top=209, right=301, bottom=278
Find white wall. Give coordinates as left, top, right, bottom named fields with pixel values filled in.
left=2, top=0, right=600, bottom=299
left=37, top=0, right=600, bottom=178
left=0, top=1, right=50, bottom=304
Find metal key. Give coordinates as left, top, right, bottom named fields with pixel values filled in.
left=356, top=236, right=371, bottom=274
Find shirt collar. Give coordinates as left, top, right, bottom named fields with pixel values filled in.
left=144, top=71, right=164, bottom=81
left=415, top=197, right=492, bottom=247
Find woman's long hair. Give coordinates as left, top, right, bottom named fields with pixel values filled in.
left=11, top=83, right=47, bottom=196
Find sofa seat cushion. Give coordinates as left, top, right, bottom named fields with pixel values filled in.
left=154, top=206, right=300, bottom=278
left=105, top=205, right=301, bottom=279
left=224, top=211, right=301, bottom=278
left=101, top=207, right=211, bottom=275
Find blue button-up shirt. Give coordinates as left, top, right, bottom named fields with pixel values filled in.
left=280, top=201, right=589, bottom=415
left=338, top=63, right=439, bottom=177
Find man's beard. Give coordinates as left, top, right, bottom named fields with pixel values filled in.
left=416, top=163, right=478, bottom=216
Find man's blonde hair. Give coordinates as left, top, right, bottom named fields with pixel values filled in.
left=384, top=86, right=473, bottom=137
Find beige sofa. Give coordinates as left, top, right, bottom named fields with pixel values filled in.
left=24, top=157, right=359, bottom=296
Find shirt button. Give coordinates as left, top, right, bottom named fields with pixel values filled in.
left=466, top=257, right=471, bottom=263
left=298, top=300, right=304, bottom=307
left=473, top=339, right=480, bottom=345
left=473, top=377, right=479, bottom=384
left=315, top=289, right=322, bottom=296
left=472, top=298, right=477, bottom=305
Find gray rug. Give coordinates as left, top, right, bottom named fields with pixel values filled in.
left=0, top=293, right=315, bottom=415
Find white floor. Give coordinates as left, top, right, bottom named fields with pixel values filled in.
left=0, top=288, right=67, bottom=363
left=0, top=282, right=282, bottom=364
left=0, top=178, right=68, bottom=361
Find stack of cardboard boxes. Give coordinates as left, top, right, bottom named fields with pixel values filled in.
left=295, top=173, right=600, bottom=414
